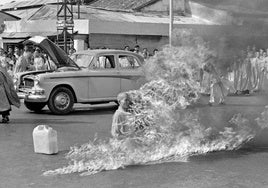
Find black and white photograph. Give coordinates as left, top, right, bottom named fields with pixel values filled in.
left=0, top=0, right=268, bottom=187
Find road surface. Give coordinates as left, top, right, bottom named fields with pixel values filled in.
left=0, top=93, right=268, bottom=188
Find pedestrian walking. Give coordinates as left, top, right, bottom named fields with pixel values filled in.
left=0, top=66, right=20, bottom=123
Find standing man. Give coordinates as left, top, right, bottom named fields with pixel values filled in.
left=68, top=44, right=76, bottom=56
left=0, top=65, right=20, bottom=123
left=33, top=48, right=46, bottom=71
left=142, top=48, right=150, bottom=59
left=203, top=56, right=228, bottom=105
left=133, top=45, right=142, bottom=55
left=124, top=46, right=130, bottom=51
left=14, top=45, right=33, bottom=73
left=14, top=46, right=22, bottom=65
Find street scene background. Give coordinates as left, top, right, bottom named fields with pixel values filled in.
left=1, top=0, right=268, bottom=188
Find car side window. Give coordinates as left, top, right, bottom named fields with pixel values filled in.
left=118, top=55, right=140, bottom=69
left=91, top=55, right=115, bottom=69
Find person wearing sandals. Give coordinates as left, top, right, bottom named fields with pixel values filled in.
left=0, top=65, right=20, bottom=123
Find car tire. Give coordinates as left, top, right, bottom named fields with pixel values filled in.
left=48, top=87, right=74, bottom=115
left=24, top=101, right=46, bottom=112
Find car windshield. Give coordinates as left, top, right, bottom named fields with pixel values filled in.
left=71, top=54, right=94, bottom=68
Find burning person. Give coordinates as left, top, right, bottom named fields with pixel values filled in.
left=111, top=93, right=134, bottom=139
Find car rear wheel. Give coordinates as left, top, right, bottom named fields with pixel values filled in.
left=48, top=87, right=74, bottom=115
left=24, top=101, right=46, bottom=112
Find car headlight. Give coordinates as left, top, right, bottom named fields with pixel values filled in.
left=32, top=76, right=45, bottom=95
left=13, top=76, right=19, bottom=90
left=34, top=76, right=40, bottom=86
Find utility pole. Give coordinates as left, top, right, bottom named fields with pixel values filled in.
left=56, top=0, right=74, bottom=53
left=169, top=0, right=173, bottom=47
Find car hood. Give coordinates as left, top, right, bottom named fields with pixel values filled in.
left=24, top=36, right=79, bottom=69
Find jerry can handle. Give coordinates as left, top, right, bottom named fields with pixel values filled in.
left=37, top=125, right=49, bottom=130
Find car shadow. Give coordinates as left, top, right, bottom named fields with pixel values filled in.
left=24, top=103, right=118, bottom=116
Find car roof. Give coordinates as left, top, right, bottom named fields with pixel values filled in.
left=75, top=49, right=143, bottom=58
left=74, top=49, right=145, bottom=63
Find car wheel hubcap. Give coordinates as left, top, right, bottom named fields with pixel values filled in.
left=54, top=92, right=70, bottom=110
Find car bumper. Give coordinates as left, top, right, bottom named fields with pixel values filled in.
left=18, top=92, right=47, bottom=102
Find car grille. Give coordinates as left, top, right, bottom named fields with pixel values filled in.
left=21, top=78, right=34, bottom=88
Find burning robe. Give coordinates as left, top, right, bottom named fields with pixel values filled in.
left=111, top=106, right=133, bottom=138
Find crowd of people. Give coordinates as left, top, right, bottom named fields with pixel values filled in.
left=123, top=45, right=158, bottom=59
left=0, top=45, right=52, bottom=78
left=0, top=45, right=50, bottom=123
left=0, top=44, right=158, bottom=78
left=200, top=46, right=268, bottom=106
left=229, top=46, right=268, bottom=94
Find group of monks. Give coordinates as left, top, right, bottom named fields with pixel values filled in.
left=230, top=46, right=268, bottom=94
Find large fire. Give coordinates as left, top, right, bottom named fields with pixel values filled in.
left=44, top=29, right=268, bottom=176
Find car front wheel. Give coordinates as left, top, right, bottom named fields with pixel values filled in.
left=48, top=87, right=74, bottom=115
left=24, top=101, right=46, bottom=112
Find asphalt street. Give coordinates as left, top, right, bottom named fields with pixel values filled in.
left=0, top=93, right=268, bottom=188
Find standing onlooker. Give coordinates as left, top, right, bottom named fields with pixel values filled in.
left=203, top=56, right=228, bottom=105
left=241, top=52, right=254, bottom=94
left=33, top=48, right=46, bottom=71
left=133, top=45, right=141, bottom=55
left=68, top=44, right=76, bottom=56
left=142, top=48, right=150, bottom=59
left=7, top=47, right=15, bottom=60
left=232, top=55, right=241, bottom=93
left=0, top=65, right=20, bottom=123
left=252, top=51, right=262, bottom=91
left=124, top=46, right=130, bottom=51
left=14, top=45, right=33, bottom=73
left=0, top=51, right=12, bottom=71
left=153, top=49, right=159, bottom=56
left=14, top=46, right=22, bottom=65
left=258, top=51, right=266, bottom=91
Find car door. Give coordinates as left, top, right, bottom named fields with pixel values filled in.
left=118, top=54, right=144, bottom=92
left=87, top=54, right=121, bottom=100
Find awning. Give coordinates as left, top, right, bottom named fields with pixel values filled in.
left=1, top=38, right=26, bottom=43
left=0, top=31, right=58, bottom=38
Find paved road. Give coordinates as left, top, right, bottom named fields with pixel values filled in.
left=0, top=94, right=268, bottom=188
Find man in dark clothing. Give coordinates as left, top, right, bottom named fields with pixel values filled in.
left=0, top=66, right=20, bottom=123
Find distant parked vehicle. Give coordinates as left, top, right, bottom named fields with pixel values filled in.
left=16, top=36, right=145, bottom=114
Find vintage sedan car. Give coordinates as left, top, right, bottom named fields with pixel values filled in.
left=16, top=36, right=145, bottom=114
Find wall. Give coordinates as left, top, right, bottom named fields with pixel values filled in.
left=88, top=33, right=168, bottom=54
